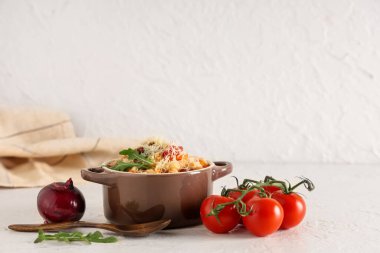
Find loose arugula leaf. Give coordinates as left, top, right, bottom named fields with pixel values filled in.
left=33, top=230, right=45, bottom=243
left=119, top=148, right=153, bottom=166
left=98, top=236, right=118, bottom=243
left=86, top=231, right=118, bottom=243
left=34, top=230, right=117, bottom=244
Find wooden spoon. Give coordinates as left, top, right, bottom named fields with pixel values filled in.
left=8, top=219, right=171, bottom=237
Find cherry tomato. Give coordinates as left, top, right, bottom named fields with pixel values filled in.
left=271, top=190, right=306, bottom=229
left=200, top=195, right=240, bottom=233
left=262, top=185, right=282, bottom=194
left=227, top=190, right=243, bottom=200
left=242, top=198, right=284, bottom=237
left=227, top=188, right=260, bottom=202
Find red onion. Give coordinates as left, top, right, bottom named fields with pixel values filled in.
left=37, top=178, right=86, bottom=223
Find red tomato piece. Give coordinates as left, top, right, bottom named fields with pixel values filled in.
left=271, top=190, right=306, bottom=229
left=200, top=195, right=240, bottom=234
left=162, top=145, right=183, bottom=161
left=242, top=198, right=284, bottom=237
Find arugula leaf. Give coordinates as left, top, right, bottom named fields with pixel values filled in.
left=112, top=161, right=147, bottom=171
left=34, top=230, right=117, bottom=244
left=119, top=148, right=153, bottom=166
left=110, top=148, right=154, bottom=172
left=86, top=231, right=118, bottom=243
left=33, top=230, right=44, bottom=243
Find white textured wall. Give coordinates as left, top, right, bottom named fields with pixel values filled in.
left=1, top=0, right=380, bottom=163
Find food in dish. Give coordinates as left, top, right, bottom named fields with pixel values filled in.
left=106, top=138, right=209, bottom=173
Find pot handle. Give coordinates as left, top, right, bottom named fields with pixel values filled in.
left=212, top=161, right=233, bottom=181
left=81, top=167, right=115, bottom=187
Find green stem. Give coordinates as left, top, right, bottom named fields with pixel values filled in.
left=231, top=176, right=240, bottom=188
left=241, top=179, right=261, bottom=189
left=289, top=177, right=315, bottom=192
left=264, top=176, right=276, bottom=182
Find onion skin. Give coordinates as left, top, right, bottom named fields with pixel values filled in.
left=37, top=178, right=86, bottom=223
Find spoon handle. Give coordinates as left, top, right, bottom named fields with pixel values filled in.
left=8, top=221, right=101, bottom=232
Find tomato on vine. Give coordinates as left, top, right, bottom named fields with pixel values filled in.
left=200, top=176, right=315, bottom=236
left=226, top=188, right=260, bottom=202
left=262, top=185, right=282, bottom=194
left=242, top=197, right=284, bottom=237
left=200, top=195, right=240, bottom=233
left=269, top=177, right=314, bottom=229
left=271, top=191, right=306, bottom=229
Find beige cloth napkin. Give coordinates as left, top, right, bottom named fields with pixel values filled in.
left=0, top=107, right=138, bottom=187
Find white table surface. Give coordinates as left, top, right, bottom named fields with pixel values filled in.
left=1, top=163, right=379, bottom=253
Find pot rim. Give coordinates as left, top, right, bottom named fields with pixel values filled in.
left=100, top=159, right=215, bottom=177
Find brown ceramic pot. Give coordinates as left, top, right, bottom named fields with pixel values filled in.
left=81, top=161, right=232, bottom=229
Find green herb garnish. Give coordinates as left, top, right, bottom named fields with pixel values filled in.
left=119, top=148, right=153, bottom=165
left=34, top=230, right=117, bottom=244
left=111, top=161, right=147, bottom=171
left=109, top=148, right=153, bottom=172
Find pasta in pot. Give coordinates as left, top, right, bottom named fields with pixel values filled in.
left=107, top=138, right=209, bottom=173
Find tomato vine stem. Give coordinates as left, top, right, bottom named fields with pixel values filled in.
left=244, top=176, right=315, bottom=194
left=208, top=186, right=267, bottom=220
left=289, top=177, right=315, bottom=192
